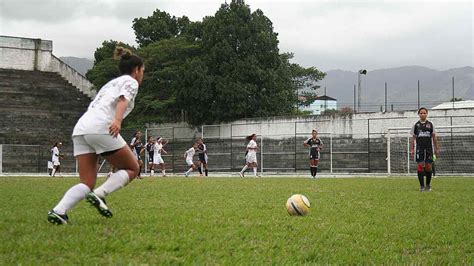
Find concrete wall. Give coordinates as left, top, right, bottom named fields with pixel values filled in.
left=0, top=35, right=95, bottom=98
left=149, top=109, right=474, bottom=140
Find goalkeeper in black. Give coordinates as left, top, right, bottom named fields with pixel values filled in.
left=410, top=107, right=440, bottom=192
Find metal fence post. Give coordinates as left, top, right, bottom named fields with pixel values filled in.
left=330, top=132, right=333, bottom=174
left=230, top=125, right=233, bottom=172
left=172, top=127, right=175, bottom=174
left=260, top=134, right=263, bottom=175
left=367, top=119, right=371, bottom=173
left=0, top=145, right=2, bottom=174
left=294, top=122, right=297, bottom=172
left=387, top=129, right=391, bottom=175
left=407, top=136, right=410, bottom=174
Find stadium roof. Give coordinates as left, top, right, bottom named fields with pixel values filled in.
left=432, top=100, right=474, bottom=110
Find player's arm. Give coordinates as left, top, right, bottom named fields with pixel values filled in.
left=303, top=138, right=310, bottom=147
left=109, top=95, right=128, bottom=137
left=161, top=148, right=168, bottom=154
left=319, top=139, right=324, bottom=150
left=433, top=133, right=440, bottom=156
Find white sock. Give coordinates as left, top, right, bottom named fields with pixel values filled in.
left=94, top=170, right=130, bottom=198
left=186, top=168, right=193, bottom=174
left=162, top=169, right=166, bottom=175
left=53, top=183, right=90, bottom=215
left=253, top=167, right=257, bottom=176
left=51, top=168, right=57, bottom=177
left=150, top=170, right=154, bottom=176
left=241, top=165, right=248, bottom=173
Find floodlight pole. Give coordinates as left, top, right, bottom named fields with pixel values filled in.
left=357, top=69, right=367, bottom=112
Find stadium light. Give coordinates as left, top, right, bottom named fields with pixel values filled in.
left=357, top=69, right=367, bottom=112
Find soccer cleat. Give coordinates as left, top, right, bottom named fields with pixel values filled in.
left=419, top=186, right=425, bottom=192
left=47, top=210, right=69, bottom=225
left=425, top=186, right=431, bottom=192
left=239, top=172, right=244, bottom=178
left=86, top=192, right=113, bottom=218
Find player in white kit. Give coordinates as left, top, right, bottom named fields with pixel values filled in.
left=50, top=142, right=63, bottom=177
left=184, top=143, right=198, bottom=177
left=239, top=134, right=259, bottom=177
left=153, top=137, right=168, bottom=177
left=47, top=47, right=145, bottom=225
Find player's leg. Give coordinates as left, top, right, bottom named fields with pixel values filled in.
left=160, top=163, right=166, bottom=177
left=240, top=156, right=249, bottom=178
left=197, top=161, right=203, bottom=176
left=313, top=158, right=319, bottom=177
left=204, top=163, right=208, bottom=177
left=416, top=148, right=425, bottom=191
left=48, top=153, right=99, bottom=224
left=149, top=157, right=154, bottom=176
left=185, top=161, right=194, bottom=177
left=137, top=159, right=143, bottom=178
left=88, top=145, right=139, bottom=217
left=424, top=163, right=433, bottom=191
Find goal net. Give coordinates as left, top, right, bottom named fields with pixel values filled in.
left=387, top=125, right=474, bottom=175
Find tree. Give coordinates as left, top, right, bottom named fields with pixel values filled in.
left=86, top=1, right=326, bottom=127
left=85, top=40, right=135, bottom=90
left=132, top=9, right=199, bottom=47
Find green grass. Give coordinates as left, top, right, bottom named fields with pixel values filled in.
left=0, top=176, right=473, bottom=264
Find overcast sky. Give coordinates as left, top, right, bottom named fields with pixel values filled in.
left=0, top=0, right=472, bottom=71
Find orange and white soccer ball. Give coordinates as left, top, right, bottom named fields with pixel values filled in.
left=286, top=194, right=311, bottom=216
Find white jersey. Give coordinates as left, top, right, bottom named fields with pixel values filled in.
left=185, top=147, right=195, bottom=161
left=73, top=75, right=139, bottom=136
left=154, top=143, right=163, bottom=157
left=247, top=140, right=257, bottom=155
left=51, top=147, right=60, bottom=162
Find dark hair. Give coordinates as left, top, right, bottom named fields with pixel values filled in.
left=312, top=129, right=318, bottom=133
left=418, top=107, right=428, bottom=114
left=147, top=136, right=153, bottom=141
left=246, top=134, right=256, bottom=141
left=133, top=131, right=142, bottom=137
left=114, top=47, right=144, bottom=75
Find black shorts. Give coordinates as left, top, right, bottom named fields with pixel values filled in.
left=309, top=150, right=320, bottom=160
left=416, top=148, right=433, bottom=163
left=148, top=152, right=154, bottom=164
left=198, top=153, right=207, bottom=164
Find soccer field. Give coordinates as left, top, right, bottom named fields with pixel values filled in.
left=0, top=176, right=472, bottom=264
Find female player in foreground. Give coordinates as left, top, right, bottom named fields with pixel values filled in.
left=304, top=129, right=323, bottom=178
left=410, top=107, right=440, bottom=192
left=47, top=47, right=144, bottom=225
left=239, top=133, right=259, bottom=177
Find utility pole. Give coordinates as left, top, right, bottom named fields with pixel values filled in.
left=357, top=69, right=367, bottom=112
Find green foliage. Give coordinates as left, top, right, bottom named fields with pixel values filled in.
left=85, top=40, right=135, bottom=90
left=1, top=177, right=473, bottom=264
left=87, top=0, right=326, bottom=126
left=132, top=9, right=198, bottom=47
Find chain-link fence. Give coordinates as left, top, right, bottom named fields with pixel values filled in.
left=2, top=115, right=474, bottom=175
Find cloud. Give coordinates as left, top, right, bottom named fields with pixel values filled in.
left=0, top=0, right=471, bottom=70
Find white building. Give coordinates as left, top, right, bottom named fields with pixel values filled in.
left=431, top=100, right=474, bottom=110
left=303, top=95, right=338, bottom=115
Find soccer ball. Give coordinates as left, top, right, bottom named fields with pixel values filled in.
left=286, top=194, right=311, bottom=216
